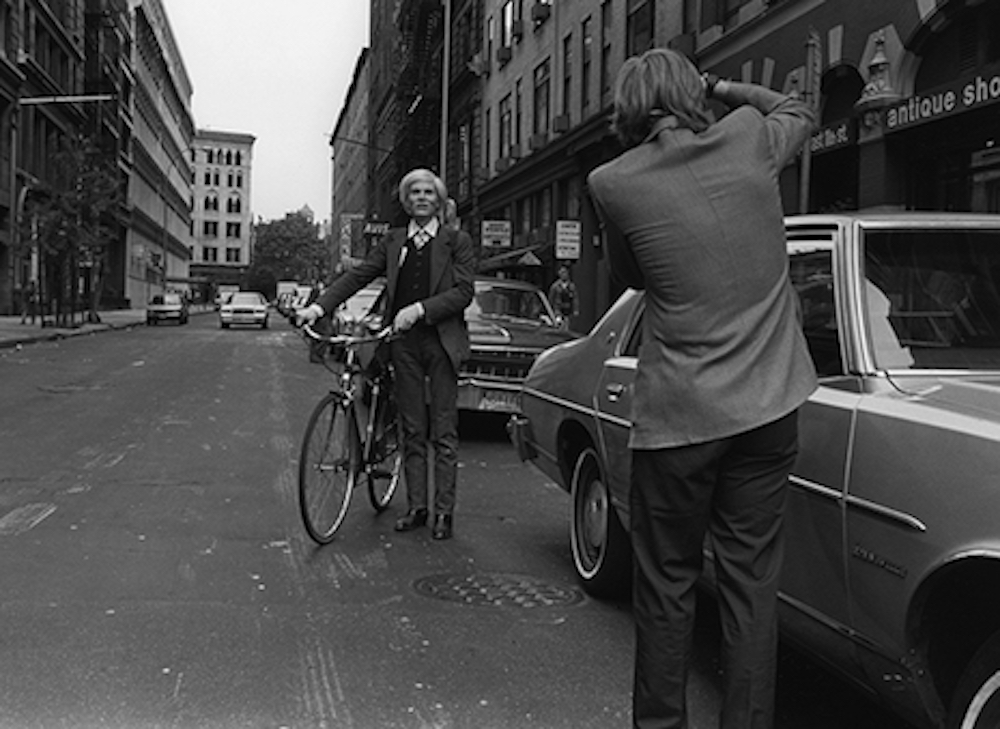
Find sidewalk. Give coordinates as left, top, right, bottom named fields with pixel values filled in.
left=0, top=305, right=214, bottom=350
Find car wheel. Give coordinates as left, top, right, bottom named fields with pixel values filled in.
left=570, top=446, right=632, bottom=599
left=949, top=631, right=1000, bottom=728
left=220, top=322, right=229, bottom=329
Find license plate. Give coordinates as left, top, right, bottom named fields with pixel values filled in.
left=478, top=390, right=521, bottom=412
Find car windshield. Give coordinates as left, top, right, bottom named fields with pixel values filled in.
left=469, top=283, right=553, bottom=323
left=229, top=293, right=263, bottom=306
left=864, top=228, right=1000, bottom=370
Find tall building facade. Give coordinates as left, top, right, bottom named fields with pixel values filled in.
left=330, top=47, right=370, bottom=270
left=84, top=0, right=134, bottom=309
left=190, top=128, right=255, bottom=296
left=126, top=0, right=193, bottom=308
left=1, top=0, right=90, bottom=315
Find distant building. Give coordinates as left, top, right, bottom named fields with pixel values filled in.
left=190, top=129, right=256, bottom=297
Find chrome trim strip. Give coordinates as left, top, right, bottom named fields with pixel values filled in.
left=788, top=474, right=841, bottom=501
left=779, top=592, right=891, bottom=657
left=458, top=378, right=522, bottom=392
left=844, top=494, right=927, bottom=533
left=788, top=475, right=926, bottom=532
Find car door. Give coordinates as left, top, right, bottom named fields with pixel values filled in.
left=593, top=296, right=643, bottom=518
left=780, top=231, right=861, bottom=676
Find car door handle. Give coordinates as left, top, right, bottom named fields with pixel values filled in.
left=605, top=383, right=626, bottom=402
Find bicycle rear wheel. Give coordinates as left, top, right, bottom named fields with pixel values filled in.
left=299, top=393, right=359, bottom=543
left=363, top=378, right=402, bottom=512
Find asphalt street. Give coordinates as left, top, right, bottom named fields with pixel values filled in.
left=0, top=314, right=912, bottom=728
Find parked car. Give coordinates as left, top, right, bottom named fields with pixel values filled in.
left=509, top=212, right=1000, bottom=729
left=460, top=277, right=577, bottom=413
left=339, top=276, right=577, bottom=412
left=146, top=292, right=189, bottom=325
left=218, top=291, right=269, bottom=329
left=332, top=279, right=386, bottom=334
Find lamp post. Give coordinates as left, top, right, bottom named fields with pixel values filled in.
left=439, top=0, right=451, bottom=180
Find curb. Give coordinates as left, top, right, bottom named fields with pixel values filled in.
left=0, top=307, right=215, bottom=351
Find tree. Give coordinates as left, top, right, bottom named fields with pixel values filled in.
left=247, top=211, right=330, bottom=298
left=19, top=135, right=122, bottom=326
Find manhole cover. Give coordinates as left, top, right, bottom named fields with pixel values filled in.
left=413, top=572, right=584, bottom=608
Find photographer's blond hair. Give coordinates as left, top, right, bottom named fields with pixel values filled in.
left=610, top=48, right=713, bottom=148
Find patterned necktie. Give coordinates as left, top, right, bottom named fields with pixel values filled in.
left=413, top=228, right=430, bottom=249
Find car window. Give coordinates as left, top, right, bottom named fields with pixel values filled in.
left=151, top=295, right=164, bottom=305
left=230, top=293, right=263, bottom=305
left=789, top=243, right=843, bottom=377
left=622, top=300, right=644, bottom=358
left=864, top=228, right=1000, bottom=369
left=470, top=284, right=553, bottom=323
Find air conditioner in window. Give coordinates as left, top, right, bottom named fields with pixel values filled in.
left=531, top=2, right=552, bottom=24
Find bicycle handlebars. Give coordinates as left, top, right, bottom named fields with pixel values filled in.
left=300, top=321, right=394, bottom=346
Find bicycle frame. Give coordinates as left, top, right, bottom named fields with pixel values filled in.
left=302, top=322, right=394, bottom=457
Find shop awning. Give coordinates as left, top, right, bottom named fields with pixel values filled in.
left=478, top=245, right=545, bottom=272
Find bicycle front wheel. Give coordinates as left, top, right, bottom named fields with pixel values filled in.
left=299, top=394, right=359, bottom=543
left=363, top=379, right=402, bottom=512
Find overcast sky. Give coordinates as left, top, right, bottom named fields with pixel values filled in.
left=166, top=0, right=370, bottom=223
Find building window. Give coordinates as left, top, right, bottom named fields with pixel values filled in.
left=501, top=1, right=514, bottom=48
left=235, top=151, right=242, bottom=166
left=236, top=173, right=243, bottom=188
left=626, top=0, right=655, bottom=57
left=227, top=195, right=242, bottom=214
left=226, top=222, right=242, bottom=239
left=487, top=15, right=495, bottom=73
left=533, top=59, right=551, bottom=135
left=562, top=32, right=572, bottom=116
left=225, top=150, right=233, bottom=165
left=582, top=17, right=593, bottom=116
left=226, top=247, right=241, bottom=263
left=206, top=149, right=215, bottom=164
left=484, top=107, right=492, bottom=172
left=458, top=122, right=471, bottom=198
left=499, top=94, right=513, bottom=157
left=601, top=2, right=613, bottom=104
left=204, top=194, right=219, bottom=211
left=202, top=246, right=218, bottom=262
left=515, top=79, right=523, bottom=150
left=203, top=170, right=212, bottom=185
left=203, top=221, right=218, bottom=237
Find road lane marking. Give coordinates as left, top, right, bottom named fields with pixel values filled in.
left=0, top=502, right=57, bottom=535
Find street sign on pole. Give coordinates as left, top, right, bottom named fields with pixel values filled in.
left=556, top=220, right=581, bottom=260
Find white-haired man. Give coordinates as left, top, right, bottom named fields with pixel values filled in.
left=297, top=168, right=475, bottom=540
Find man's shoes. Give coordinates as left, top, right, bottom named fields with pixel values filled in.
left=431, top=513, right=453, bottom=541
left=394, top=508, right=428, bottom=532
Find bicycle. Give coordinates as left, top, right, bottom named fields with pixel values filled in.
left=297, top=322, right=402, bottom=543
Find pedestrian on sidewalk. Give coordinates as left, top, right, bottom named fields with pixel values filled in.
left=20, top=280, right=38, bottom=325
left=296, top=168, right=475, bottom=541
left=548, top=264, right=578, bottom=330
left=587, top=48, right=817, bottom=729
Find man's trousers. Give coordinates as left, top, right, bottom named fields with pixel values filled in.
left=630, top=411, right=799, bottom=729
left=390, top=324, right=459, bottom=515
